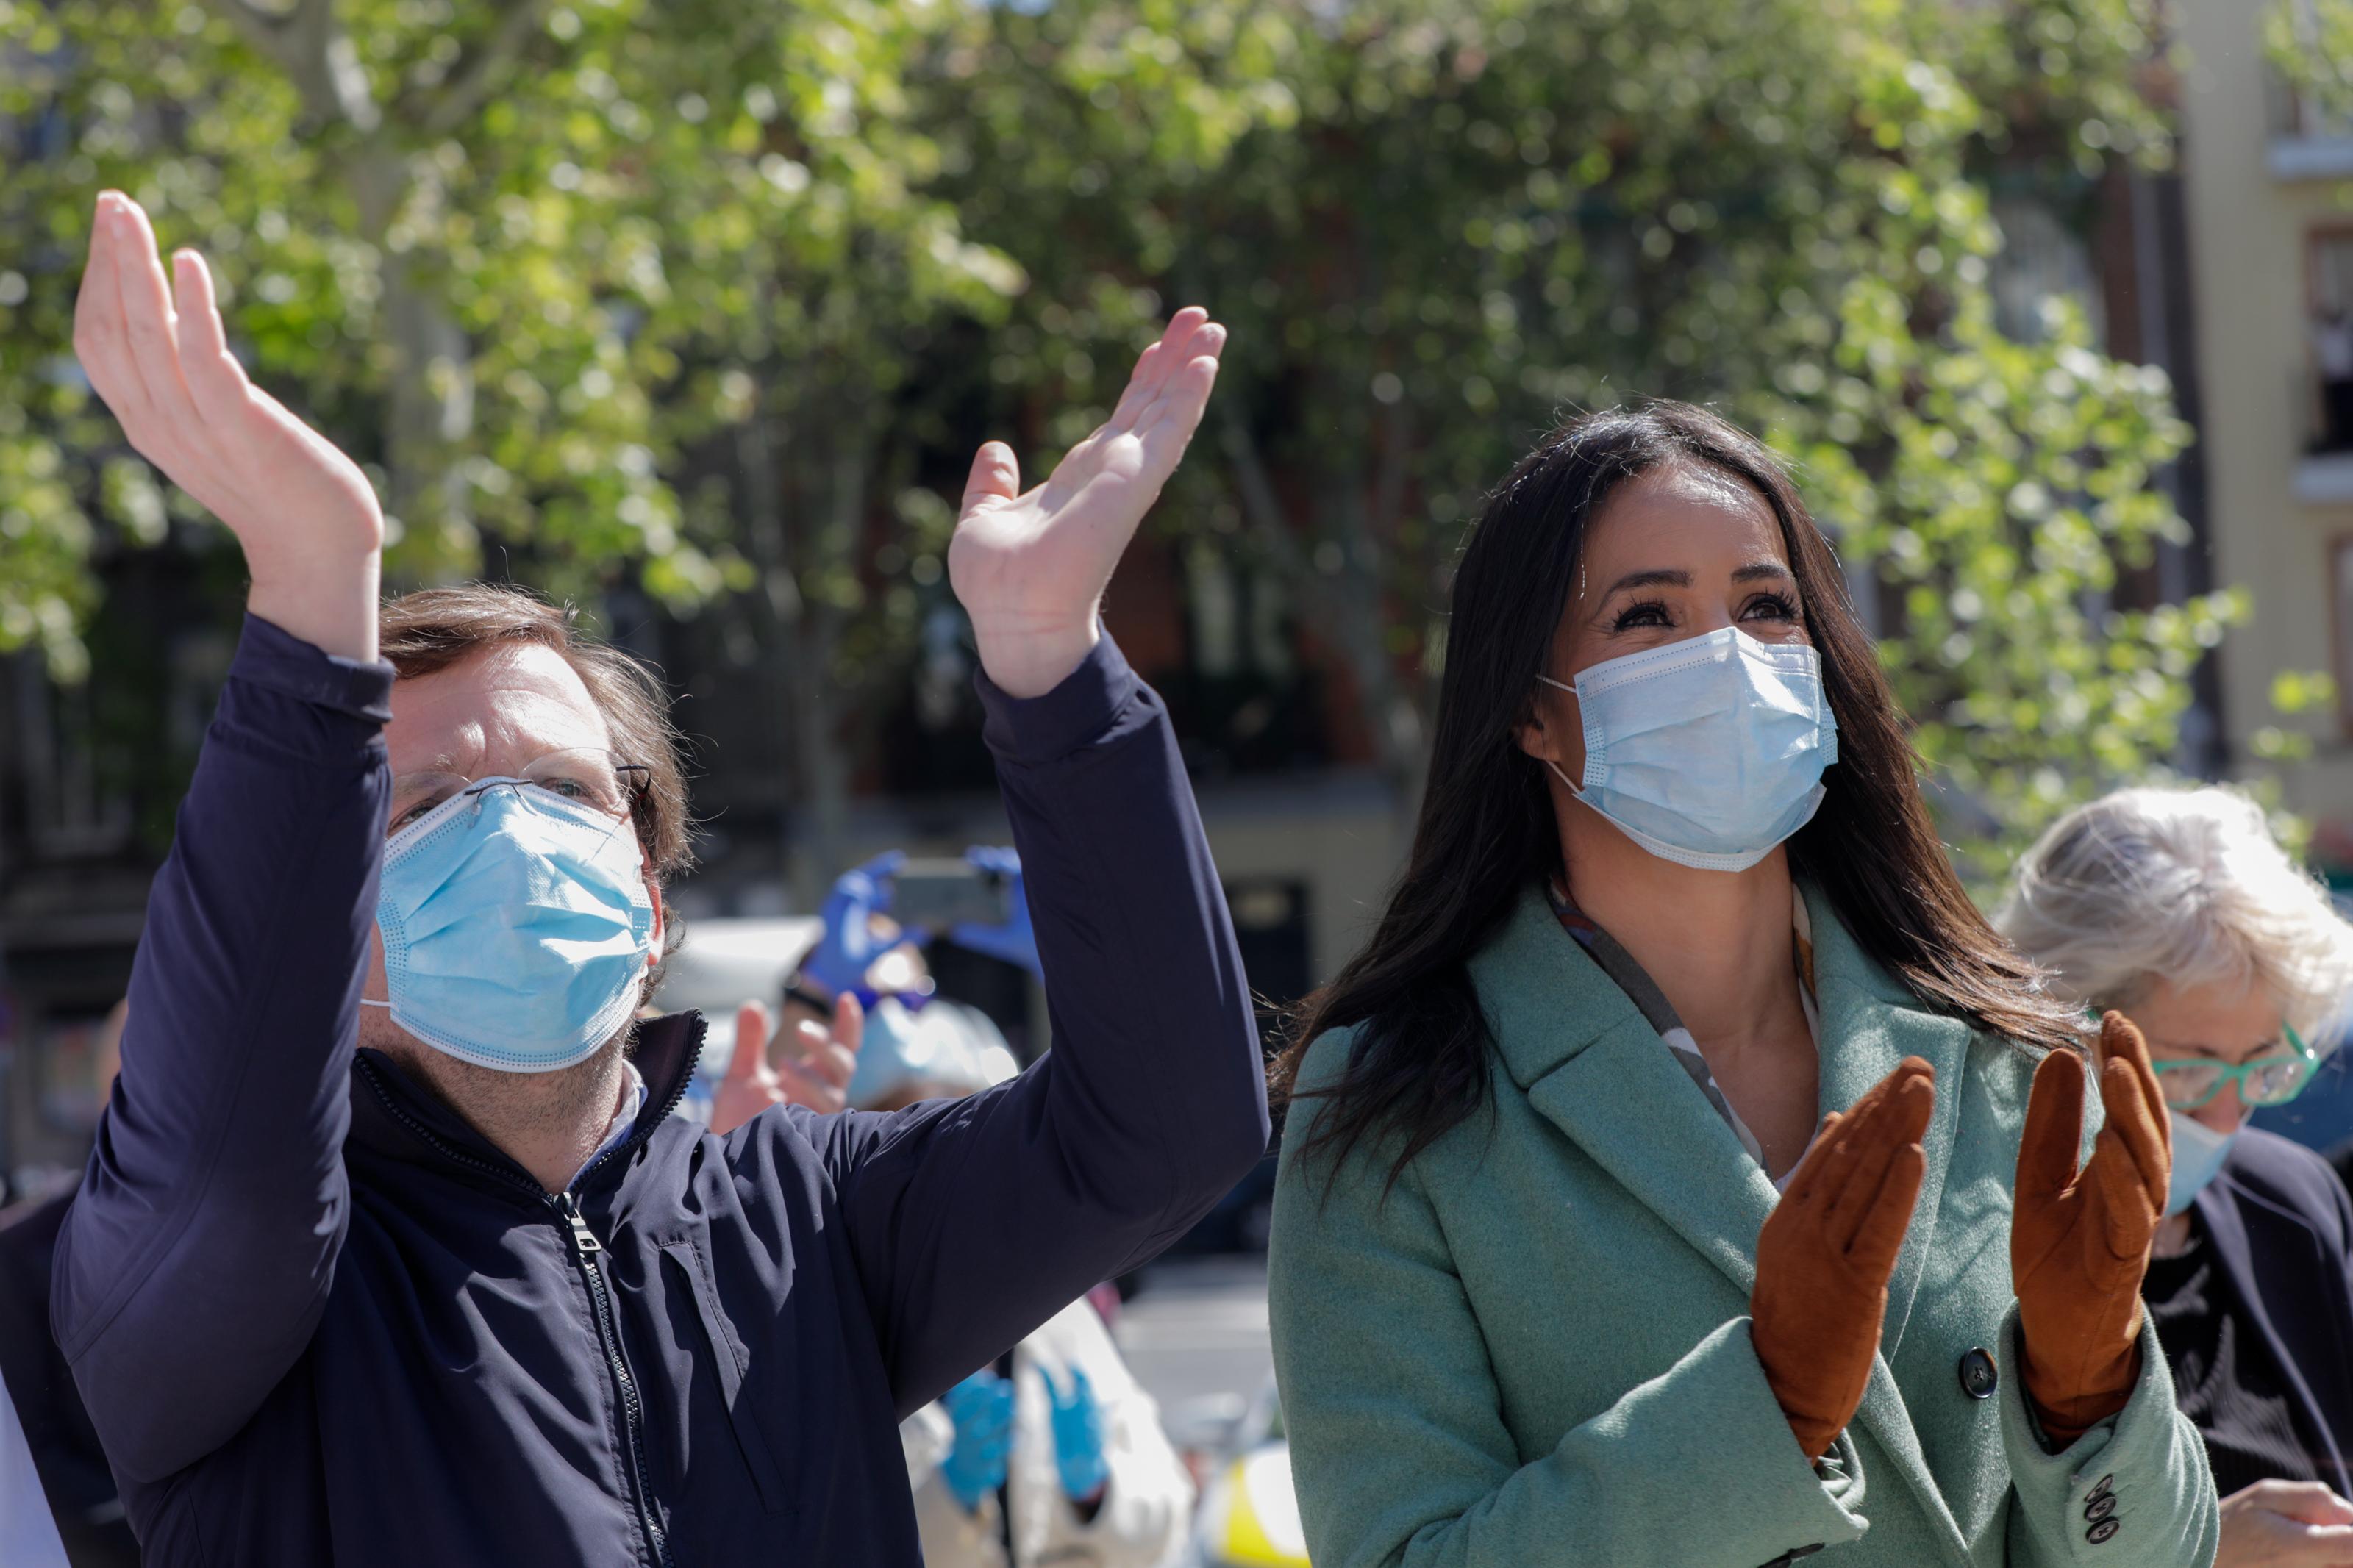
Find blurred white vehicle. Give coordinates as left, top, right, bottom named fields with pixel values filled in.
left=1169, top=1381, right=1305, bottom=1568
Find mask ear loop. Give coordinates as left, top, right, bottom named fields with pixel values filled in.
left=1534, top=673, right=1587, bottom=800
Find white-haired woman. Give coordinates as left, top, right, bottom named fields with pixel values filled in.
left=2002, top=785, right=2353, bottom=1568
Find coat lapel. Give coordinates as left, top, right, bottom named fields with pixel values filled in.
left=1474, top=887, right=1780, bottom=1300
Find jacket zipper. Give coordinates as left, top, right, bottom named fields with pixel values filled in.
left=355, top=1038, right=700, bottom=1568
left=557, top=1188, right=675, bottom=1568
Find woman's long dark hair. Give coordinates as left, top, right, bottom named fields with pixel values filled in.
left=1274, top=401, right=2079, bottom=1187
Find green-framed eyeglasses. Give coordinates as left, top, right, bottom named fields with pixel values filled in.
left=2145, top=1023, right=2321, bottom=1112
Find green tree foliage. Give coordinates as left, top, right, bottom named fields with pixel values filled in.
left=0, top=0, right=714, bottom=667
left=2267, top=0, right=2353, bottom=121
left=932, top=0, right=2230, bottom=862
left=0, top=0, right=2263, bottom=878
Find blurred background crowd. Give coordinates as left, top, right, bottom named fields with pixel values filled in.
left=9, top=0, right=2353, bottom=1562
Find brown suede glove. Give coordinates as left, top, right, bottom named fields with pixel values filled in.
left=1752, top=1057, right=1936, bottom=1461
left=2011, top=1011, right=2171, bottom=1446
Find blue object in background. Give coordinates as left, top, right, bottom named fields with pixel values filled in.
left=1046, top=1365, right=1110, bottom=1503
left=947, top=845, right=1041, bottom=979
left=939, top=1371, right=1017, bottom=1512
left=796, top=851, right=908, bottom=1000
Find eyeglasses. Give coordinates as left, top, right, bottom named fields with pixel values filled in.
left=389, top=747, right=651, bottom=836
left=2146, top=1023, right=2321, bottom=1112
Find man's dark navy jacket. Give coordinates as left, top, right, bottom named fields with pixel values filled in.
left=51, top=615, right=1271, bottom=1566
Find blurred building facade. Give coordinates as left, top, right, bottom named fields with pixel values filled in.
left=2173, top=0, right=2353, bottom=869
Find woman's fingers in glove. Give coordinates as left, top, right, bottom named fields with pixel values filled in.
left=1829, top=1064, right=1932, bottom=1257
left=1773, top=1059, right=1932, bottom=1260
left=2018, top=1042, right=2089, bottom=1203
left=1843, top=1139, right=1929, bottom=1276
left=1779, top=1059, right=1932, bottom=1211
left=2095, top=1012, right=2171, bottom=1197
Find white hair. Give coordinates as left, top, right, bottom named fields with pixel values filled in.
left=1995, top=785, right=2353, bottom=1046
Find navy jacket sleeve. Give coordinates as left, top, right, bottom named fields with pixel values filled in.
left=52, top=615, right=391, bottom=1484
left=803, top=634, right=1270, bottom=1414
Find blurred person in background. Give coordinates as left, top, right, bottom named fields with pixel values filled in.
left=864, top=1006, right=1193, bottom=1568
left=2000, top=786, right=2353, bottom=1568
left=1268, top=403, right=2217, bottom=1567
left=711, top=856, right=1188, bottom=1568
left=49, top=191, right=1265, bottom=1567
left=0, top=1000, right=137, bottom=1567
left=708, top=846, right=1035, bottom=1134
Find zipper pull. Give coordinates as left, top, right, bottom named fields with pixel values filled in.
left=557, top=1192, right=604, bottom=1256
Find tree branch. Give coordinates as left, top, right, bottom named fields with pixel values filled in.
left=202, top=0, right=379, bottom=134
left=414, top=0, right=554, bottom=137
left=200, top=0, right=304, bottom=82
left=1218, top=404, right=1312, bottom=584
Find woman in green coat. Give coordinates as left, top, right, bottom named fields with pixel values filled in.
left=1266, top=403, right=2221, bottom=1567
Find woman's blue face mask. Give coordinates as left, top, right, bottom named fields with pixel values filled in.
left=363, top=780, right=654, bottom=1073
left=1539, top=626, right=1839, bottom=873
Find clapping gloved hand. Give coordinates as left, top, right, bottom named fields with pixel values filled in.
left=946, top=846, right=1041, bottom=981
left=1046, top=1365, right=1110, bottom=1508
left=797, top=853, right=913, bottom=1003
left=2011, top=1012, right=2170, bottom=1447
left=939, top=1371, right=1017, bottom=1514
left=1752, top=1057, right=1937, bottom=1461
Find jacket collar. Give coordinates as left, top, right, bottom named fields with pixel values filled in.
left=1471, top=880, right=1975, bottom=1560
left=349, top=1011, right=708, bottom=1195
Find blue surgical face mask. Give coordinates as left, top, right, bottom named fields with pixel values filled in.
left=362, top=782, right=654, bottom=1073
left=1538, top=626, right=1839, bottom=873
left=2165, top=1110, right=2239, bottom=1217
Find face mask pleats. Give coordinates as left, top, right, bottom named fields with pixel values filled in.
left=371, top=785, right=654, bottom=1073
left=1540, top=627, right=1839, bottom=873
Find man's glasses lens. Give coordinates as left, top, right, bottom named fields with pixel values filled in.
left=389, top=749, right=646, bottom=834
left=518, top=749, right=640, bottom=819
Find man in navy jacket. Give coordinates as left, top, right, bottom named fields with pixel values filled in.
left=51, top=190, right=1268, bottom=1565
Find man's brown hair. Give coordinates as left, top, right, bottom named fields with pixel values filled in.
left=379, top=584, right=694, bottom=992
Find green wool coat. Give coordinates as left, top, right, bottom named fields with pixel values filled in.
left=1268, top=884, right=2221, bottom=1568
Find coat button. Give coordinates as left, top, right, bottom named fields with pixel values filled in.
left=1957, top=1347, right=1998, bottom=1400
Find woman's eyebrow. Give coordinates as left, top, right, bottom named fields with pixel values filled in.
left=1600, top=568, right=1691, bottom=596
left=1732, top=561, right=1795, bottom=584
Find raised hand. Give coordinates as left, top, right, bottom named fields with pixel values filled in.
left=949, top=308, right=1227, bottom=698
left=1752, top=1056, right=1936, bottom=1461
left=2012, top=1012, right=2170, bottom=1445
left=709, top=996, right=864, bottom=1134
left=73, top=191, right=382, bottom=661
left=795, top=853, right=910, bottom=1003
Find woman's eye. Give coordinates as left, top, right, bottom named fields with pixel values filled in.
left=1741, top=593, right=1801, bottom=623
left=1611, top=599, right=1671, bottom=632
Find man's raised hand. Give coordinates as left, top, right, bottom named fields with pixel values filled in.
left=949, top=308, right=1227, bottom=698
left=74, top=191, right=382, bottom=662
